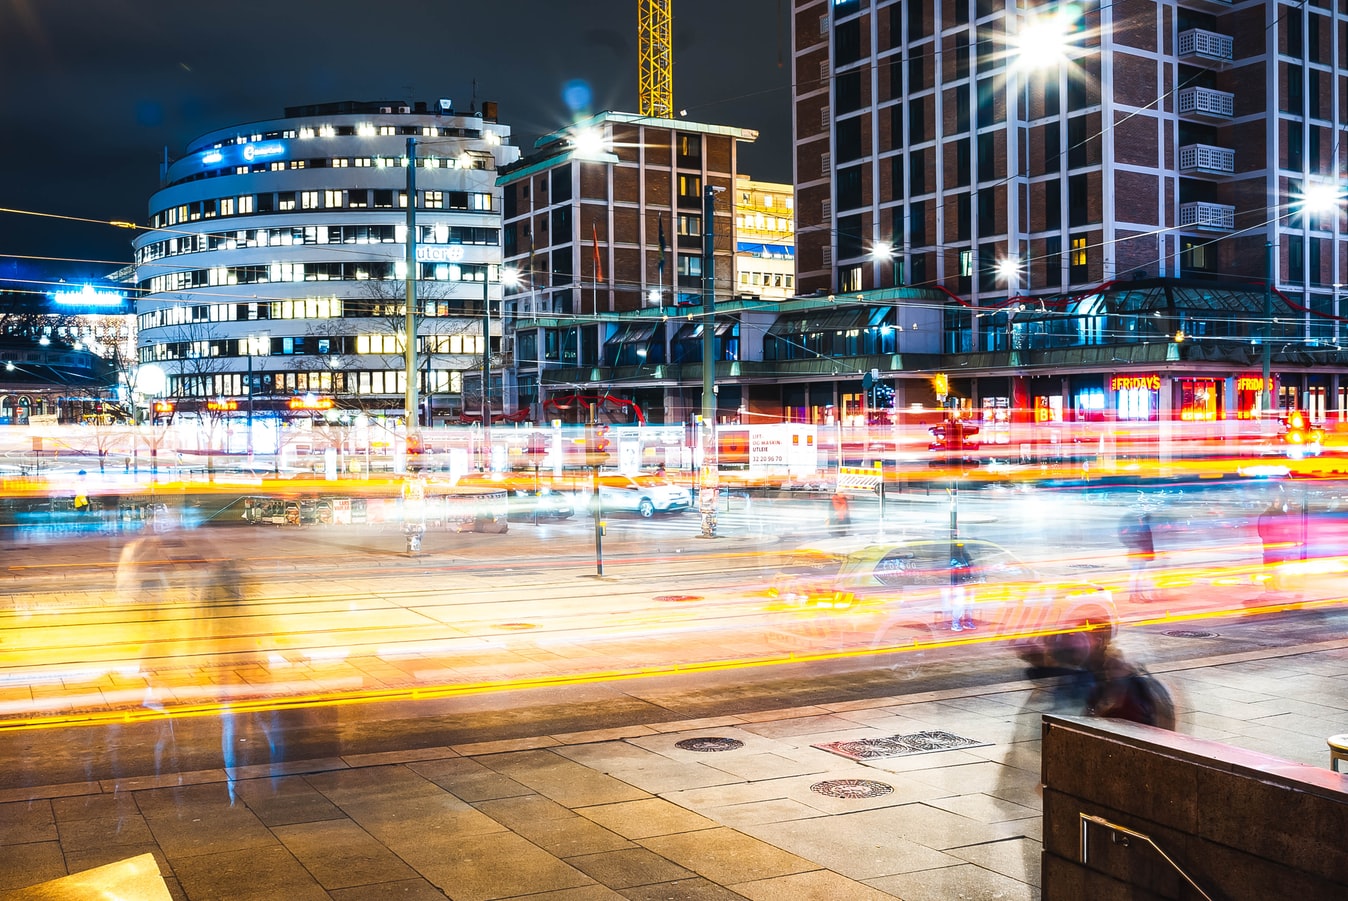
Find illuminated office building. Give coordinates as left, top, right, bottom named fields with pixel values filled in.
left=734, top=176, right=796, bottom=301
left=132, top=99, right=519, bottom=427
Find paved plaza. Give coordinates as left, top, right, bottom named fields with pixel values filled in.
left=2, top=633, right=1346, bottom=900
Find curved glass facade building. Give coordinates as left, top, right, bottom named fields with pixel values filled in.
left=132, top=99, right=519, bottom=430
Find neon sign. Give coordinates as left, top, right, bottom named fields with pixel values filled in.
left=200, top=151, right=223, bottom=165
left=152, top=401, right=174, bottom=414
left=207, top=399, right=239, bottom=412
left=1111, top=374, right=1161, bottom=392
left=242, top=142, right=286, bottom=161
left=49, top=284, right=125, bottom=306
left=416, top=246, right=465, bottom=263
left=1237, top=377, right=1266, bottom=391
left=288, top=395, right=335, bottom=411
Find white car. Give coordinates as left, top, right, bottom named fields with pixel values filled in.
left=592, top=474, right=693, bottom=517
left=769, top=538, right=1117, bottom=665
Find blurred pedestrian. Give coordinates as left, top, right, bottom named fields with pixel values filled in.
left=828, top=492, right=851, bottom=536
left=1085, top=648, right=1176, bottom=730
left=1119, top=511, right=1156, bottom=602
left=1257, top=497, right=1301, bottom=593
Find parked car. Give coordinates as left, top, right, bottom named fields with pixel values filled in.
left=591, top=473, right=693, bottom=517
left=455, top=472, right=573, bottom=520
left=767, top=538, right=1116, bottom=665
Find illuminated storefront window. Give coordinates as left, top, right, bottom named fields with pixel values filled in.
left=1178, top=378, right=1220, bottom=421
left=1235, top=376, right=1265, bottom=419
left=1112, top=374, right=1159, bottom=421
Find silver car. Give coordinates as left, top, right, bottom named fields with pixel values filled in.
left=593, top=474, right=693, bottom=517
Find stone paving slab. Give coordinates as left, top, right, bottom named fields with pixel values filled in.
left=1, top=644, right=1346, bottom=899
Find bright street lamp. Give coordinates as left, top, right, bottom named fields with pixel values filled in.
left=870, top=239, right=899, bottom=287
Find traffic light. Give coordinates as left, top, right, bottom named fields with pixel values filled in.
left=584, top=423, right=611, bottom=467
left=1280, top=409, right=1324, bottom=458
left=525, top=433, right=549, bottom=467
left=929, top=417, right=979, bottom=452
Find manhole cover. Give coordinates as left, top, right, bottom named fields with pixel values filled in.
left=811, top=779, right=894, bottom=799
left=492, top=623, right=537, bottom=631
left=654, top=594, right=704, bottom=603
left=675, top=737, right=744, bottom=752
left=814, top=731, right=989, bottom=761
left=1165, top=630, right=1217, bottom=639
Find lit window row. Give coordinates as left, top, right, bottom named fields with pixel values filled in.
left=151, top=190, right=492, bottom=228
left=137, top=223, right=498, bottom=265
left=169, top=368, right=465, bottom=398
left=739, top=271, right=794, bottom=288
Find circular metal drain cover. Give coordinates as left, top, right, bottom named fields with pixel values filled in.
left=1165, top=629, right=1217, bottom=639
left=675, top=737, right=744, bottom=752
left=492, top=623, right=537, bottom=631
left=655, top=594, right=704, bottom=603
left=811, top=779, right=894, bottom=799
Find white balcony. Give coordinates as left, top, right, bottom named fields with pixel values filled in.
left=1179, top=143, right=1235, bottom=176
left=1178, top=28, right=1234, bottom=62
left=1179, top=201, right=1235, bottom=231
left=1178, top=86, right=1234, bottom=119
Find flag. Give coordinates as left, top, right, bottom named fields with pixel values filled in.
left=657, top=215, right=667, bottom=277
left=592, top=222, right=604, bottom=283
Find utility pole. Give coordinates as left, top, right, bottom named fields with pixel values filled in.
left=1263, top=240, right=1274, bottom=413
left=482, top=272, right=491, bottom=468
left=403, top=138, right=419, bottom=447
left=699, top=184, right=721, bottom=538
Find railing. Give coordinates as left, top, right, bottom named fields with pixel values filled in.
left=1080, top=813, right=1215, bottom=901
left=1179, top=201, right=1235, bottom=231
left=1178, top=86, right=1234, bottom=119
left=1179, top=143, right=1235, bottom=174
left=1178, top=28, right=1234, bottom=62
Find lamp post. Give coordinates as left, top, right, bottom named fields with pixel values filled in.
left=481, top=266, right=519, bottom=471
left=245, top=331, right=268, bottom=458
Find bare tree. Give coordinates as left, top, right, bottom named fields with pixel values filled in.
left=160, top=321, right=235, bottom=478
left=348, top=279, right=480, bottom=421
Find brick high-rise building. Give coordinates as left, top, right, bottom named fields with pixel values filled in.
left=794, top=0, right=1347, bottom=359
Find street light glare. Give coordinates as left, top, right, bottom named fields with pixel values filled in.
left=570, top=127, right=607, bottom=159
left=1012, top=14, right=1073, bottom=70
left=870, top=240, right=894, bottom=260
left=500, top=266, right=522, bottom=288
left=1300, top=182, right=1344, bottom=215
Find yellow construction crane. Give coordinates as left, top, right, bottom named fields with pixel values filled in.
left=638, top=0, right=673, bottom=118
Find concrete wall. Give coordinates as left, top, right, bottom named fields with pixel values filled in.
left=1042, top=714, right=1348, bottom=900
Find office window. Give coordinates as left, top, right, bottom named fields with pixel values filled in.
left=1068, top=174, right=1088, bottom=227
left=1067, top=116, right=1088, bottom=169
left=909, top=200, right=927, bottom=246
left=889, top=51, right=903, bottom=98
left=953, top=139, right=970, bottom=187
left=955, top=193, right=970, bottom=240
left=977, top=191, right=996, bottom=236
left=835, top=70, right=862, bottom=114
left=977, top=131, right=995, bottom=183
left=1042, top=121, right=1060, bottom=174
left=678, top=213, right=702, bottom=236
left=837, top=213, right=864, bottom=259
left=890, top=155, right=905, bottom=201
left=1045, top=178, right=1061, bottom=229
left=676, top=133, right=702, bottom=168
left=678, top=174, right=702, bottom=199
left=1044, top=235, right=1062, bottom=286
left=836, top=117, right=863, bottom=162
left=836, top=165, right=863, bottom=210
left=890, top=104, right=903, bottom=145
left=910, top=147, right=928, bottom=195
left=909, top=96, right=927, bottom=143
left=955, top=84, right=970, bottom=132
left=959, top=249, right=973, bottom=277
left=1070, top=235, right=1088, bottom=280
left=301, top=191, right=320, bottom=210
left=836, top=19, right=861, bottom=65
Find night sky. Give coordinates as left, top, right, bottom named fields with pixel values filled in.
left=0, top=0, right=793, bottom=286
